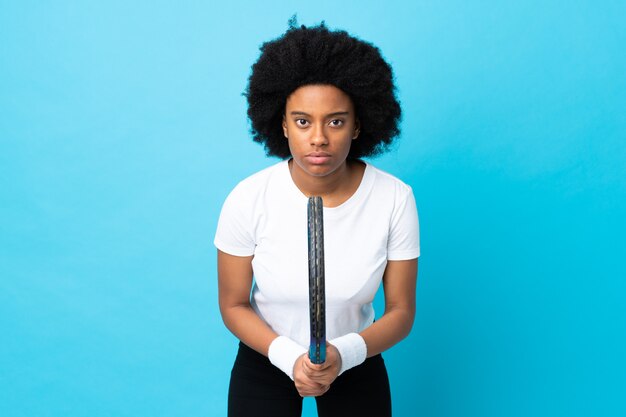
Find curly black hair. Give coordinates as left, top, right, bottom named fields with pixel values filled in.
left=245, top=18, right=401, bottom=159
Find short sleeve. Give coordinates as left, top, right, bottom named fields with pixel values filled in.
left=214, top=185, right=256, bottom=257
left=387, top=186, right=420, bottom=260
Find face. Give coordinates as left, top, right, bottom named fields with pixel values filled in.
left=282, top=84, right=360, bottom=178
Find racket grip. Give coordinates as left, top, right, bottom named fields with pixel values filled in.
left=308, top=196, right=326, bottom=364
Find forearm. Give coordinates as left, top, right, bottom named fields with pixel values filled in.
left=222, top=302, right=310, bottom=381
left=358, top=258, right=418, bottom=357
left=220, top=302, right=278, bottom=357
left=359, top=306, right=414, bottom=358
left=217, top=250, right=307, bottom=381
left=218, top=251, right=280, bottom=357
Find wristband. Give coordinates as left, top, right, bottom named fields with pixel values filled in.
left=329, top=332, right=367, bottom=376
left=268, top=336, right=307, bottom=380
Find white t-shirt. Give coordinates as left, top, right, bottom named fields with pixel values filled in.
left=214, top=160, right=420, bottom=348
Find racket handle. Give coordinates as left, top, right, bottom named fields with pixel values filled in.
left=308, top=196, right=326, bottom=364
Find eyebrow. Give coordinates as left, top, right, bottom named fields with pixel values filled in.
left=289, top=111, right=350, bottom=117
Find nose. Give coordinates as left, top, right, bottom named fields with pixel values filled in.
left=310, top=123, right=328, bottom=147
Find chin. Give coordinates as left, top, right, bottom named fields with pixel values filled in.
left=305, top=167, right=334, bottom=177
left=308, top=159, right=339, bottom=169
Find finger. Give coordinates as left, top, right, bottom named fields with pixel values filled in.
left=302, top=358, right=324, bottom=370
left=303, top=362, right=329, bottom=375
left=302, top=364, right=328, bottom=379
left=315, top=362, right=331, bottom=371
left=312, top=385, right=330, bottom=397
left=302, top=363, right=315, bottom=377
left=299, top=388, right=325, bottom=397
left=308, top=366, right=334, bottom=378
left=297, top=382, right=326, bottom=397
left=312, top=358, right=331, bottom=370
left=297, top=376, right=324, bottom=389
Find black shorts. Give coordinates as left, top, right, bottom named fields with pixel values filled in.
left=228, top=341, right=392, bottom=417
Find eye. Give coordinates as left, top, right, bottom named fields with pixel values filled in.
left=295, top=119, right=309, bottom=127
left=329, top=119, right=344, bottom=127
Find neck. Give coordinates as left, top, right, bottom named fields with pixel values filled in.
left=288, top=159, right=364, bottom=207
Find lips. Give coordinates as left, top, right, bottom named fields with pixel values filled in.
left=305, top=152, right=331, bottom=164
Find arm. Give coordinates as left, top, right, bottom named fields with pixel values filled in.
left=217, top=249, right=277, bottom=356
left=360, top=258, right=418, bottom=357
left=217, top=249, right=327, bottom=396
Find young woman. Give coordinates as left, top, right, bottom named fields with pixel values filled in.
left=215, top=20, right=420, bottom=417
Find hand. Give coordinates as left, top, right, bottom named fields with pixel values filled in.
left=293, top=354, right=329, bottom=397
left=301, top=344, right=342, bottom=387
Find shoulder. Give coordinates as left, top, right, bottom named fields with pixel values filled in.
left=366, top=162, right=414, bottom=200
left=226, top=160, right=288, bottom=202
left=215, top=161, right=288, bottom=255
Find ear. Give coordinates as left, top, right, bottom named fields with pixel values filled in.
left=353, top=118, right=361, bottom=140
left=282, top=114, right=288, bottom=138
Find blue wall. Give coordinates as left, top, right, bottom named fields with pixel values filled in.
left=1, top=1, right=624, bottom=416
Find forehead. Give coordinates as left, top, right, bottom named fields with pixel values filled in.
left=285, top=84, right=354, bottom=113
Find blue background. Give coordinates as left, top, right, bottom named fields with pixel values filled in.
left=1, top=1, right=625, bottom=416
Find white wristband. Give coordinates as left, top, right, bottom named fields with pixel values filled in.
left=329, top=333, right=367, bottom=376
left=268, top=336, right=307, bottom=380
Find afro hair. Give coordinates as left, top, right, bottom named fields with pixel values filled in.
left=245, top=18, right=401, bottom=159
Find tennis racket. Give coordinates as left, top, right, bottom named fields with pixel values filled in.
left=307, top=196, right=326, bottom=364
